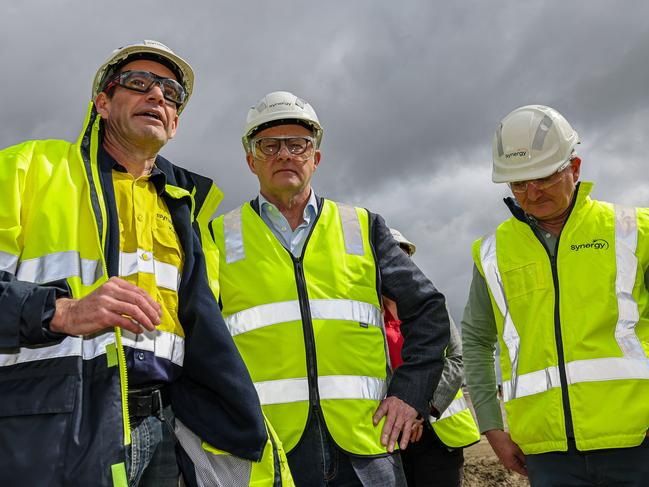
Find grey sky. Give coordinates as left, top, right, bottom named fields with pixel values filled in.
left=3, top=1, right=649, bottom=321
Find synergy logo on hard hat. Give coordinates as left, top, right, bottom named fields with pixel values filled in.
left=504, top=148, right=530, bottom=160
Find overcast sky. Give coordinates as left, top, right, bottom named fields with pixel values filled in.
left=3, top=1, right=649, bottom=322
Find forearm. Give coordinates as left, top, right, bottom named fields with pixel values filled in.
left=431, top=319, right=464, bottom=414
left=461, top=265, right=504, bottom=432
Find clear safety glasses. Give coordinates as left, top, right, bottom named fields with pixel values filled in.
left=104, top=70, right=186, bottom=106
left=509, top=159, right=573, bottom=194
left=251, top=136, right=316, bottom=161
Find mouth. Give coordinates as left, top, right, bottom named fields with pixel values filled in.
left=136, top=110, right=164, bottom=123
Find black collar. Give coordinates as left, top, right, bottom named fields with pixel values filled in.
left=98, top=143, right=167, bottom=195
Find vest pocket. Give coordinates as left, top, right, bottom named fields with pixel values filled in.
left=502, top=262, right=546, bottom=300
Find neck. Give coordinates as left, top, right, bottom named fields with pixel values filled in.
left=103, top=133, right=160, bottom=179
left=535, top=209, right=571, bottom=236
left=261, top=187, right=311, bottom=230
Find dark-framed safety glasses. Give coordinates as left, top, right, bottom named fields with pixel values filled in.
left=103, top=70, right=186, bottom=106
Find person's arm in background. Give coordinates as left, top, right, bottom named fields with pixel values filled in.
left=430, top=317, right=464, bottom=416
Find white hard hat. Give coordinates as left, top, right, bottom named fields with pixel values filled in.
left=92, top=40, right=194, bottom=114
left=389, top=228, right=416, bottom=256
left=242, top=91, right=323, bottom=152
left=492, top=105, right=580, bottom=183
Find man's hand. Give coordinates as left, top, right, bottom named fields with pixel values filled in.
left=50, top=277, right=162, bottom=336
left=485, top=429, right=527, bottom=476
left=372, top=396, right=419, bottom=452
left=409, top=417, right=424, bottom=444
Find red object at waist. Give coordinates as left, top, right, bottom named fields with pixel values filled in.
left=384, top=308, right=404, bottom=369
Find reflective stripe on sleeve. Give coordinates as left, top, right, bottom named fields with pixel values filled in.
left=223, top=206, right=245, bottom=264
left=336, top=203, right=365, bottom=256
left=224, top=299, right=383, bottom=336
left=254, top=375, right=386, bottom=406
left=119, top=250, right=180, bottom=291
left=429, top=396, right=469, bottom=423
left=121, top=329, right=185, bottom=366
left=0, top=332, right=115, bottom=367
left=16, top=250, right=103, bottom=285
left=0, top=251, right=19, bottom=274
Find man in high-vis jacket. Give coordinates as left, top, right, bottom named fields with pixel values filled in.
left=385, top=229, right=480, bottom=487
left=209, top=91, right=451, bottom=486
left=462, top=105, right=649, bottom=486
left=0, top=41, right=289, bottom=487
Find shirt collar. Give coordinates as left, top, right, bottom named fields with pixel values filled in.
left=259, top=190, right=318, bottom=223
left=98, top=143, right=167, bottom=195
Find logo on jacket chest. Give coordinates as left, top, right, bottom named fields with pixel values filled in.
left=569, top=238, right=609, bottom=252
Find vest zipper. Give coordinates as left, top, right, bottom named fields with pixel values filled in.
left=526, top=191, right=579, bottom=445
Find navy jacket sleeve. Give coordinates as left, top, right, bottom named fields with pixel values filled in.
left=369, top=212, right=450, bottom=416
left=0, top=272, right=69, bottom=347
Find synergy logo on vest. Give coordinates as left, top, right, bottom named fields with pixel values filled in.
left=570, top=239, right=609, bottom=252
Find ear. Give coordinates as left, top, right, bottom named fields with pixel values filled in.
left=168, top=113, right=179, bottom=139
left=246, top=153, right=258, bottom=175
left=570, top=156, right=582, bottom=182
left=94, top=92, right=111, bottom=119
left=312, top=150, right=321, bottom=170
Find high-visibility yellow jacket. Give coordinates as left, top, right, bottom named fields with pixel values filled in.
left=429, top=391, right=480, bottom=449
left=211, top=199, right=390, bottom=455
left=0, top=103, right=269, bottom=486
left=473, top=182, right=649, bottom=454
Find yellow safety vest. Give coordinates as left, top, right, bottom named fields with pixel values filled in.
left=429, top=389, right=480, bottom=448
left=473, top=182, right=649, bottom=454
left=212, top=199, right=389, bottom=455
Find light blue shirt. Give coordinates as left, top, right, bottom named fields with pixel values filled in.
left=258, top=191, right=318, bottom=257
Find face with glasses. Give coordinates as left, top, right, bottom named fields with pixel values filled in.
left=246, top=124, right=321, bottom=199
left=94, top=59, right=180, bottom=149
left=510, top=158, right=581, bottom=220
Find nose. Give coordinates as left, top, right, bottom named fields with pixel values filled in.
left=146, top=81, right=166, bottom=105
left=276, top=141, right=292, bottom=160
left=526, top=183, right=543, bottom=200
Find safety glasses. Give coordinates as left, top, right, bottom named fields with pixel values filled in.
left=251, top=136, right=316, bottom=160
left=509, top=159, right=573, bottom=194
left=104, top=70, right=186, bottom=106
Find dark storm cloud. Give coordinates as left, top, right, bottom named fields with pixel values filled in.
left=2, top=1, right=648, bottom=320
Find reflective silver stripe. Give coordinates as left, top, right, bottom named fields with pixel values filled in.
left=479, top=233, right=521, bottom=399
left=254, top=375, right=386, bottom=406
left=119, top=250, right=180, bottom=291
left=614, top=205, right=645, bottom=359
left=336, top=203, right=365, bottom=256
left=566, top=357, right=649, bottom=383
left=0, top=332, right=115, bottom=367
left=16, top=250, right=103, bottom=285
left=0, top=250, right=19, bottom=274
left=223, top=206, right=245, bottom=264
left=224, top=299, right=383, bottom=337
left=121, top=329, right=185, bottom=366
left=502, top=366, right=561, bottom=402
left=531, top=115, right=553, bottom=151
left=429, top=396, right=469, bottom=423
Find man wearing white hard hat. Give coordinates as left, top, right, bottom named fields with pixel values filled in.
left=0, top=41, right=285, bottom=486
left=209, top=91, right=451, bottom=486
left=462, top=105, right=649, bottom=486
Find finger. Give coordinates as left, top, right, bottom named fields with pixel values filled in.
left=399, top=419, right=412, bottom=450
left=373, top=400, right=388, bottom=426
left=105, top=298, right=157, bottom=331
left=108, top=278, right=162, bottom=317
left=107, top=289, right=161, bottom=328
left=387, top=413, right=406, bottom=452
left=109, top=312, right=147, bottom=335
left=380, top=409, right=397, bottom=447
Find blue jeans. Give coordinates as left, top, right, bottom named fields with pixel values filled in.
left=287, top=415, right=407, bottom=487
left=125, top=406, right=179, bottom=487
left=526, top=436, right=649, bottom=487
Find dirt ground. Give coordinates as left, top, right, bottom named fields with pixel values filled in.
left=462, top=437, right=529, bottom=487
